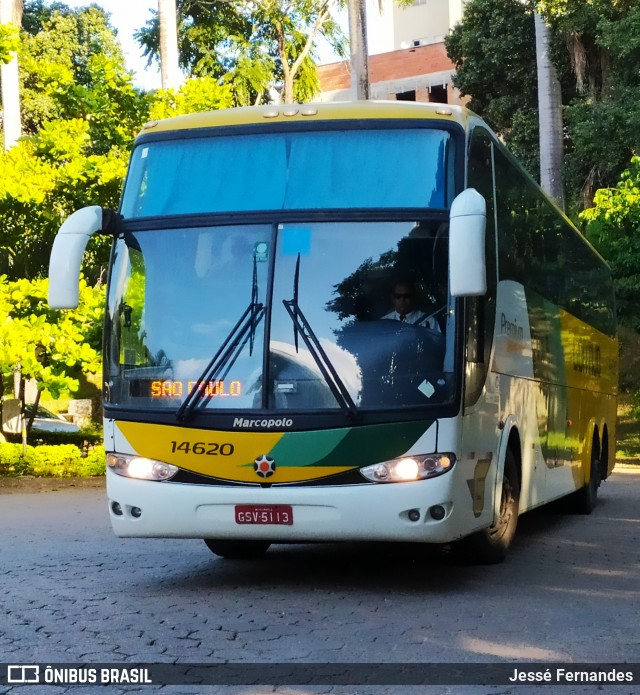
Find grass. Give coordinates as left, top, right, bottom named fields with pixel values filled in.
left=616, top=397, right=640, bottom=464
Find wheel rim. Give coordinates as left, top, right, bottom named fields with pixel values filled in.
left=488, top=474, right=514, bottom=540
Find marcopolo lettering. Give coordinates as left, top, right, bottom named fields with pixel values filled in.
left=233, top=417, right=293, bottom=429
left=573, top=339, right=601, bottom=377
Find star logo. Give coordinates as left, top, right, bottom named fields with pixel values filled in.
left=253, top=454, right=276, bottom=478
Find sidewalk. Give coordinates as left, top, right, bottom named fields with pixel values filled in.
left=0, top=476, right=105, bottom=493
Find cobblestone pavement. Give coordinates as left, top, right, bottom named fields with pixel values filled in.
left=0, top=467, right=639, bottom=695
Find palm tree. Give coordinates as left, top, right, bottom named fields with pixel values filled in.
left=158, top=0, right=181, bottom=90
left=0, top=0, right=22, bottom=150
left=348, top=0, right=369, bottom=99
left=534, top=10, right=564, bottom=209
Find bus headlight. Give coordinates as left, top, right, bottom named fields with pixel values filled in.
left=360, top=453, right=455, bottom=483
left=107, top=453, right=178, bottom=481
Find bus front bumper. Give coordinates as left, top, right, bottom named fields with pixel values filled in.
left=106, top=467, right=471, bottom=544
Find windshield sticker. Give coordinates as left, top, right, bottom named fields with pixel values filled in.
left=282, top=227, right=311, bottom=256
left=254, top=241, right=269, bottom=262
left=418, top=380, right=435, bottom=398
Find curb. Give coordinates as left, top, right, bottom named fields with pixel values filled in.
left=0, top=476, right=105, bottom=494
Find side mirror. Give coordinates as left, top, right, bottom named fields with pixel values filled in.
left=449, top=188, right=487, bottom=297
left=48, top=206, right=115, bottom=308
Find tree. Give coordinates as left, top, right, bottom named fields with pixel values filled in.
left=0, top=275, right=103, bottom=444
left=19, top=3, right=148, bottom=150
left=0, top=17, right=19, bottom=63
left=158, top=0, right=181, bottom=89
left=148, top=75, right=233, bottom=119
left=0, top=0, right=23, bottom=150
left=445, top=0, right=540, bottom=175
left=136, top=0, right=346, bottom=104
left=534, top=10, right=564, bottom=208
left=447, top=0, right=640, bottom=209
left=538, top=0, right=640, bottom=206
left=0, top=276, right=102, bottom=397
left=347, top=0, right=368, bottom=99
left=0, top=117, right=128, bottom=280
left=0, top=3, right=151, bottom=280
left=581, top=156, right=640, bottom=329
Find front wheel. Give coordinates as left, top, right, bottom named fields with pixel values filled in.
left=452, top=448, right=520, bottom=564
left=204, top=539, right=271, bottom=559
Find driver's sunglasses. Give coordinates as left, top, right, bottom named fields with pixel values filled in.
left=394, top=293, right=411, bottom=299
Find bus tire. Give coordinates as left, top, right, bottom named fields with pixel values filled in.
left=573, top=440, right=600, bottom=515
left=204, top=539, right=271, bottom=559
left=453, top=448, right=520, bottom=564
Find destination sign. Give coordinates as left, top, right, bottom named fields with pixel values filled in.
left=150, top=380, right=242, bottom=398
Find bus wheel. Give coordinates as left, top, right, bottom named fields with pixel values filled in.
left=453, top=448, right=520, bottom=565
left=204, top=539, right=271, bottom=559
left=573, top=442, right=600, bottom=515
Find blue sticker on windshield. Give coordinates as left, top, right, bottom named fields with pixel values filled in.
left=282, top=227, right=311, bottom=256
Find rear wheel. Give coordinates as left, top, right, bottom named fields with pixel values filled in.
left=573, top=440, right=600, bottom=514
left=452, top=448, right=520, bottom=564
left=204, top=539, right=271, bottom=559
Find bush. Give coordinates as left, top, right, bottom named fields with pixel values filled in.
left=0, top=443, right=30, bottom=476
left=0, top=443, right=105, bottom=477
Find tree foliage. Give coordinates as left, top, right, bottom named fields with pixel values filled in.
left=0, top=276, right=104, bottom=399
left=0, top=117, right=128, bottom=279
left=149, top=76, right=233, bottom=120
left=538, top=0, right=640, bottom=206
left=582, top=156, right=640, bottom=329
left=19, top=3, right=148, bottom=149
left=446, top=0, right=640, bottom=209
left=445, top=0, right=539, bottom=172
left=0, top=3, right=150, bottom=281
left=136, top=0, right=346, bottom=104
left=0, top=21, right=20, bottom=63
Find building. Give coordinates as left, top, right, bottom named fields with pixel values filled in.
left=317, top=0, right=468, bottom=105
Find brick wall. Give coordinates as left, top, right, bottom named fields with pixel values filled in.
left=318, top=42, right=455, bottom=93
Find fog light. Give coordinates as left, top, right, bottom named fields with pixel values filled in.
left=408, top=509, right=421, bottom=522
left=111, top=501, right=123, bottom=516
left=429, top=505, right=446, bottom=520
left=130, top=506, right=142, bottom=518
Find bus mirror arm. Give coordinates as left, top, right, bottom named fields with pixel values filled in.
left=449, top=188, right=487, bottom=297
left=48, top=206, right=120, bottom=309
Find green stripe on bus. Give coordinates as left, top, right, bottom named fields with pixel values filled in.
left=268, top=420, right=433, bottom=468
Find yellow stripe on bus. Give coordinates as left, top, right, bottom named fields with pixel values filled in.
left=115, top=421, right=353, bottom=483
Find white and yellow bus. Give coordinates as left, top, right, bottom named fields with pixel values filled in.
left=49, top=102, right=618, bottom=563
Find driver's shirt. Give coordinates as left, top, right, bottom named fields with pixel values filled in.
left=383, top=309, right=441, bottom=332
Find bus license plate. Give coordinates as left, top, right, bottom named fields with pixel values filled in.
left=235, top=504, right=293, bottom=525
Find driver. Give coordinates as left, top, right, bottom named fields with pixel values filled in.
left=383, top=281, right=441, bottom=332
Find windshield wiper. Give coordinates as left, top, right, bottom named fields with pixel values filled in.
left=282, top=254, right=358, bottom=419
left=176, top=255, right=264, bottom=421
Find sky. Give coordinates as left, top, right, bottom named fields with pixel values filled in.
left=65, top=0, right=161, bottom=90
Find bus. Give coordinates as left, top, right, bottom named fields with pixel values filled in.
left=48, top=101, right=618, bottom=564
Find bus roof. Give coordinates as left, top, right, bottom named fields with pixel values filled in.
left=138, top=101, right=476, bottom=138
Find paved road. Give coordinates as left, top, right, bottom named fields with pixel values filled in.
left=1, top=468, right=639, bottom=695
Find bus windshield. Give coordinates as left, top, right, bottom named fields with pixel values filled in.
left=105, top=220, right=456, bottom=415
left=120, top=128, right=454, bottom=215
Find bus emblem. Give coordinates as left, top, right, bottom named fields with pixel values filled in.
left=254, top=455, right=276, bottom=478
